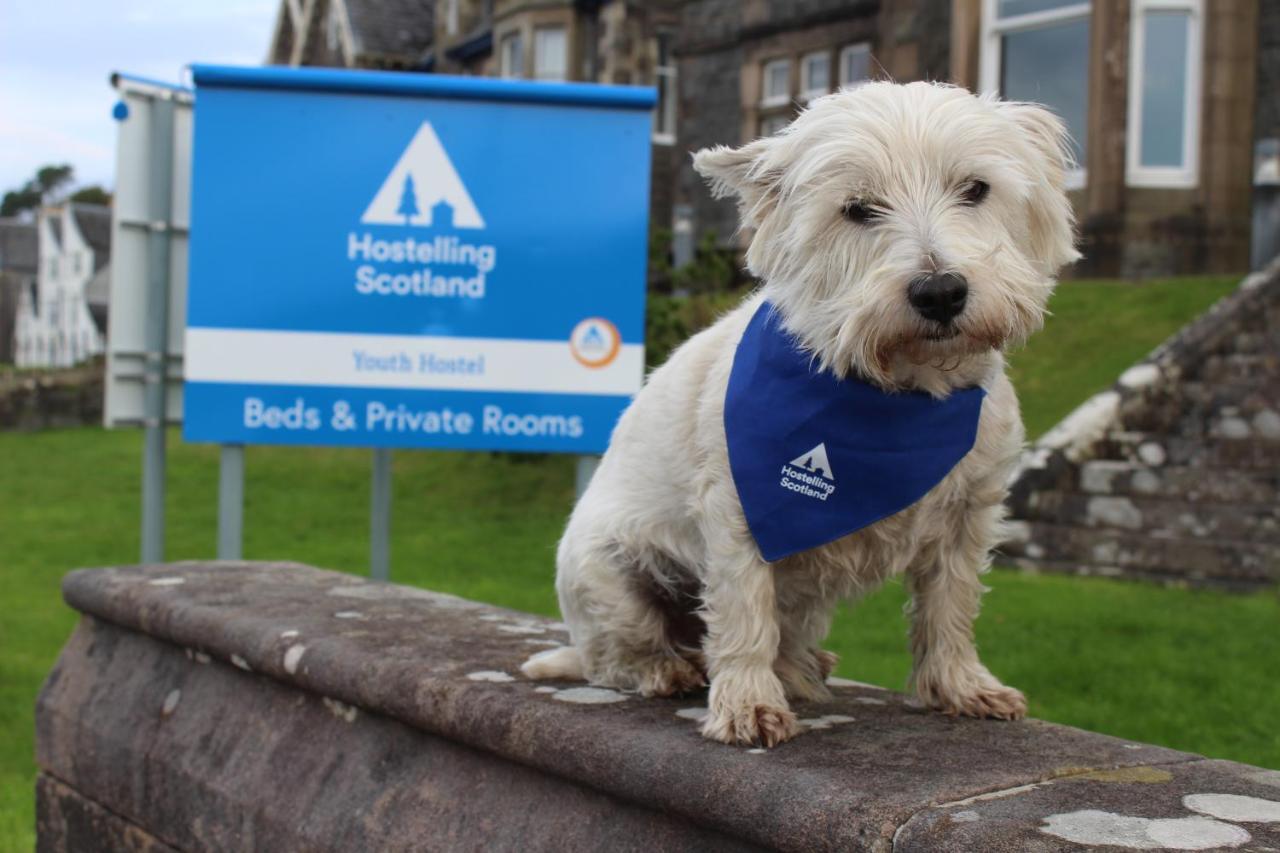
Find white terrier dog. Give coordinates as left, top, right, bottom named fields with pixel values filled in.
left=523, top=81, right=1078, bottom=746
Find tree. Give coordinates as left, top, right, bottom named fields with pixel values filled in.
left=1, top=164, right=75, bottom=218
left=396, top=173, right=419, bottom=225
left=69, top=186, right=112, bottom=206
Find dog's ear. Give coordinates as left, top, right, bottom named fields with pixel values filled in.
left=692, top=139, right=782, bottom=227
left=998, top=102, right=1082, bottom=273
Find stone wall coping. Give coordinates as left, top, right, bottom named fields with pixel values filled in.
left=42, top=561, right=1280, bottom=851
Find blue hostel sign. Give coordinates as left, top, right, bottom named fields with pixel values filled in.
left=184, top=65, right=655, bottom=453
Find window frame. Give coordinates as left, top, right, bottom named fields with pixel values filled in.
left=799, top=51, right=831, bottom=102
left=760, top=58, right=792, bottom=108
left=1125, top=0, right=1203, bottom=188
left=838, top=43, right=872, bottom=88
left=978, top=0, right=1090, bottom=190
left=652, top=33, right=677, bottom=145
left=759, top=113, right=790, bottom=138
left=533, top=25, right=568, bottom=82
left=498, top=31, right=524, bottom=79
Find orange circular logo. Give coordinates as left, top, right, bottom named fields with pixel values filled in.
left=569, top=317, right=622, bottom=369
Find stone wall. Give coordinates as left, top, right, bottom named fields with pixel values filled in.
left=0, top=361, right=103, bottom=431
left=1005, top=261, right=1280, bottom=588
left=36, top=561, right=1280, bottom=851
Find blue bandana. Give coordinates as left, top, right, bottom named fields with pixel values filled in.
left=724, top=301, right=986, bottom=562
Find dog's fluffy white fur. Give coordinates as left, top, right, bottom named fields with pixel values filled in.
left=523, top=82, right=1079, bottom=746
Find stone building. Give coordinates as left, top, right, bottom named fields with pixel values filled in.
left=677, top=0, right=1270, bottom=278
left=267, top=0, right=682, bottom=230
left=0, top=219, right=37, bottom=364
left=13, top=204, right=111, bottom=369
left=268, top=0, right=1276, bottom=278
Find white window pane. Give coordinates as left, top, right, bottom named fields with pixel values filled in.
left=803, top=53, right=829, bottom=95
left=763, top=60, right=790, bottom=102
left=654, top=69, right=676, bottom=139
left=760, top=114, right=789, bottom=136
left=1139, top=11, right=1190, bottom=168
left=534, top=27, right=567, bottom=81
left=501, top=34, right=523, bottom=78
left=998, top=0, right=1084, bottom=18
left=840, top=45, right=870, bottom=85
left=1000, top=16, right=1089, bottom=166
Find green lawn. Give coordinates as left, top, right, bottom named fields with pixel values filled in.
left=1, top=274, right=1271, bottom=851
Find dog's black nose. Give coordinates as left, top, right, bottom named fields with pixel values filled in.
left=907, top=273, right=968, bottom=324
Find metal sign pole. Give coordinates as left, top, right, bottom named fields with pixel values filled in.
left=370, top=448, right=392, bottom=580
left=217, top=444, right=245, bottom=559
left=575, top=455, right=600, bottom=502
left=140, top=96, right=175, bottom=563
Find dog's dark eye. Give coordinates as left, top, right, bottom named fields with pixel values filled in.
left=842, top=199, right=881, bottom=224
left=960, top=179, right=990, bottom=206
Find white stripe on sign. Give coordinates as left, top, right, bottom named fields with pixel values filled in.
left=184, top=328, right=645, bottom=396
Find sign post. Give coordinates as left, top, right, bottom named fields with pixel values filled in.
left=106, top=73, right=193, bottom=563
left=186, top=66, right=655, bottom=578
left=217, top=444, right=244, bottom=559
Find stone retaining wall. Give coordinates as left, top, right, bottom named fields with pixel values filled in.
left=1005, top=261, right=1280, bottom=587
left=35, top=562, right=1280, bottom=851
left=0, top=361, right=103, bottom=431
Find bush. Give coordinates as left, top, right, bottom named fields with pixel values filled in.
left=645, top=288, right=750, bottom=369
left=648, top=228, right=745, bottom=296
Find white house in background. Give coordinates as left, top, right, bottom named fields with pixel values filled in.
left=13, top=204, right=111, bottom=368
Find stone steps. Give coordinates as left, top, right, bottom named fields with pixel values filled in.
left=1099, top=431, right=1280, bottom=470
left=1002, top=521, right=1280, bottom=587
left=1077, top=459, right=1280, bottom=503
left=1008, top=267, right=1280, bottom=587
left=1021, top=490, right=1280, bottom=543
left=1123, top=381, right=1280, bottom=437
left=1195, top=352, right=1279, bottom=383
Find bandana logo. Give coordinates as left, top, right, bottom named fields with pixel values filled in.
left=781, top=442, right=837, bottom=502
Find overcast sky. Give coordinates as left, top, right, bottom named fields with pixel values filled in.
left=0, top=0, right=278, bottom=195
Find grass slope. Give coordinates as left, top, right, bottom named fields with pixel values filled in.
left=0, top=275, right=1268, bottom=850
left=1007, top=275, right=1240, bottom=438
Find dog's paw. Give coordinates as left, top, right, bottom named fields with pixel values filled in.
left=814, top=648, right=840, bottom=680
left=775, top=650, right=834, bottom=702
left=701, top=703, right=799, bottom=747
left=932, top=682, right=1027, bottom=721
left=915, top=664, right=1027, bottom=721
left=637, top=655, right=706, bottom=698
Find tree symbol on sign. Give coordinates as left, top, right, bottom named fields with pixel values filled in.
left=397, top=173, right=420, bottom=225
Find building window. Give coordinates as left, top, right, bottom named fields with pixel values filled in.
left=325, top=3, right=343, bottom=52
left=445, top=0, right=459, bottom=36
left=760, top=113, right=790, bottom=138
left=653, top=33, right=677, bottom=145
left=980, top=0, right=1090, bottom=189
left=839, top=43, right=872, bottom=87
left=534, top=26, right=568, bottom=81
left=1126, top=0, right=1202, bottom=188
left=800, top=52, right=831, bottom=102
left=761, top=59, right=791, bottom=108
left=499, top=31, right=524, bottom=79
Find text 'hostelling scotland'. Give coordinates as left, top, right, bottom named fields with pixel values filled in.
left=348, top=233, right=496, bottom=299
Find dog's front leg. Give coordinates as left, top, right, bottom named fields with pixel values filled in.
left=906, top=500, right=1027, bottom=720
left=698, top=517, right=799, bottom=746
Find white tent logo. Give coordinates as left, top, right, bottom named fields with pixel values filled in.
left=790, top=443, right=835, bottom=480
left=361, top=122, right=485, bottom=229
